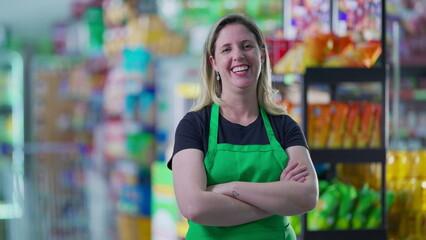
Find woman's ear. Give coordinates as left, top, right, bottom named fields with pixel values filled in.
left=209, top=55, right=218, bottom=72
left=261, top=48, right=266, bottom=64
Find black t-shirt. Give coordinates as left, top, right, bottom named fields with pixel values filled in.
left=168, top=105, right=308, bottom=170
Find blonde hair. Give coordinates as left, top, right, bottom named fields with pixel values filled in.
left=191, top=13, right=287, bottom=116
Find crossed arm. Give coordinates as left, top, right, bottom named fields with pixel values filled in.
left=172, top=146, right=319, bottom=226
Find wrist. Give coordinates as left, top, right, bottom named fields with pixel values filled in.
left=229, top=181, right=240, bottom=198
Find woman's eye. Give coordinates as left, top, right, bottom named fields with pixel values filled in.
left=244, top=45, right=253, bottom=50
left=221, top=48, right=230, bottom=53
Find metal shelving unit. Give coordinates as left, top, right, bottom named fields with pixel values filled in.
left=301, top=67, right=388, bottom=240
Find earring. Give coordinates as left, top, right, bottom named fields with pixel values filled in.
left=216, top=72, right=220, bottom=81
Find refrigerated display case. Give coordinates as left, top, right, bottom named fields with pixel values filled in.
left=0, top=51, right=24, bottom=239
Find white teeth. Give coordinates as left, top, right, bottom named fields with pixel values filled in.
left=232, top=66, right=249, bottom=72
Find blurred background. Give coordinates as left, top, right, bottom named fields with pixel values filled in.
left=0, top=0, right=425, bottom=240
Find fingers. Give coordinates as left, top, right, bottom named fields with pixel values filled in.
left=280, top=162, right=309, bottom=183
left=280, top=162, right=298, bottom=180
left=290, top=168, right=309, bottom=183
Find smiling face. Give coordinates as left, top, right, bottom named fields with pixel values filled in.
left=209, top=23, right=265, bottom=96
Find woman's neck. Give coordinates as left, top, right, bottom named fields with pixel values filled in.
left=220, top=93, right=259, bottom=126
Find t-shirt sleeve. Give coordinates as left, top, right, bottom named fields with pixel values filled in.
left=167, top=112, right=205, bottom=170
left=282, top=115, right=309, bottom=150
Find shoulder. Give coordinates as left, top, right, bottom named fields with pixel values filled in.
left=184, top=106, right=211, bottom=122
left=170, top=106, right=212, bottom=170
left=268, top=113, right=299, bottom=129
left=176, top=105, right=211, bottom=137
left=267, top=113, right=308, bottom=149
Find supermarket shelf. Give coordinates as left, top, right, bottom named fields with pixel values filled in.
left=0, top=105, right=12, bottom=115
left=310, top=149, right=387, bottom=164
left=304, top=67, right=386, bottom=84
left=304, top=229, right=386, bottom=240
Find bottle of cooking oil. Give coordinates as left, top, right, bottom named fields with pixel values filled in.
left=386, top=150, right=399, bottom=240
left=406, top=150, right=422, bottom=240
left=418, top=150, right=426, bottom=239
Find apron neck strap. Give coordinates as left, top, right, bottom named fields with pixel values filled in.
left=208, top=104, right=220, bottom=149
left=260, top=106, right=280, bottom=147
left=209, top=104, right=280, bottom=148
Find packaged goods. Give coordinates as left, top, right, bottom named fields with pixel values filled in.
left=327, top=102, right=349, bottom=148
left=307, top=101, right=382, bottom=149
left=273, top=43, right=305, bottom=74
left=357, top=102, right=376, bottom=148
left=288, top=215, right=301, bottom=235
left=352, top=184, right=379, bottom=229
left=104, top=119, right=126, bottom=161
left=126, top=132, right=155, bottom=168
left=312, top=104, right=332, bottom=149
left=369, top=104, right=382, bottom=148
left=319, top=180, right=330, bottom=195
left=308, top=183, right=340, bottom=230
left=342, top=103, right=360, bottom=148
left=365, top=191, right=395, bottom=229
left=139, top=89, right=156, bottom=130
left=335, top=181, right=357, bottom=229
left=303, top=34, right=331, bottom=68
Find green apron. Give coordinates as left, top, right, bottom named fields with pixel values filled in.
left=186, top=104, right=296, bottom=240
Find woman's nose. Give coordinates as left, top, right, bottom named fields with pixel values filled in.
left=233, top=49, right=244, bottom=61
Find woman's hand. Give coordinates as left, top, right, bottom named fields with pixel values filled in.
left=205, top=147, right=318, bottom=216
left=207, top=162, right=309, bottom=196
left=280, top=162, right=308, bottom=183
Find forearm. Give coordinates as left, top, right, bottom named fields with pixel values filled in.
left=220, top=179, right=318, bottom=216
left=182, top=190, right=271, bottom=226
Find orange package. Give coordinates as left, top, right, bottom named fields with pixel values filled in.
left=342, top=103, right=360, bottom=148
left=327, top=102, right=349, bottom=148
left=331, top=34, right=353, bottom=56
left=369, top=104, right=382, bottom=148
left=357, top=102, right=376, bottom=148
left=303, top=33, right=332, bottom=67
left=355, top=41, right=382, bottom=68
left=312, top=104, right=332, bottom=149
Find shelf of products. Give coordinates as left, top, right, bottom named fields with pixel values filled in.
left=386, top=150, right=426, bottom=239
left=272, top=0, right=384, bottom=75
left=301, top=66, right=388, bottom=240
left=23, top=55, right=105, bottom=240
left=0, top=51, right=24, bottom=222
left=390, top=66, right=426, bottom=149
left=387, top=0, right=426, bottom=66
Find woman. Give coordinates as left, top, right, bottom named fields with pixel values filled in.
left=168, top=13, right=318, bottom=240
